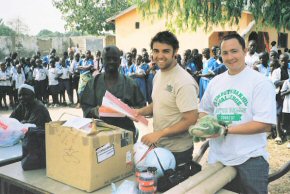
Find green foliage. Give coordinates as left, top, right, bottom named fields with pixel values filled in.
left=0, top=19, right=16, bottom=36
left=64, top=31, right=83, bottom=36
left=257, top=0, right=290, bottom=31
left=37, top=29, right=58, bottom=37
left=136, top=0, right=290, bottom=32
left=37, top=29, right=83, bottom=37
left=53, top=0, right=133, bottom=35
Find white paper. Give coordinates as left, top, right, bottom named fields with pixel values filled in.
left=62, top=117, right=92, bottom=129
left=96, top=143, right=115, bottom=163
left=126, top=151, right=132, bottom=164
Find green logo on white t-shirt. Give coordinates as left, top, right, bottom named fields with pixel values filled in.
left=214, top=89, right=248, bottom=107
left=214, top=89, right=248, bottom=122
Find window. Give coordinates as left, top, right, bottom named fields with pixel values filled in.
left=135, top=22, right=140, bottom=29
left=278, top=33, right=288, bottom=48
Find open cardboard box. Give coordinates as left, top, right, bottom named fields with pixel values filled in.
left=45, top=120, right=134, bottom=192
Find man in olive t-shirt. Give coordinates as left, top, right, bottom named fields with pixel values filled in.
left=136, top=31, right=199, bottom=165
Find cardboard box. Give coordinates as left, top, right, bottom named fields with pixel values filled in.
left=45, top=121, right=134, bottom=192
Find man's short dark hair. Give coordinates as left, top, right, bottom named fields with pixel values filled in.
left=271, top=41, right=276, bottom=46
left=150, top=31, right=179, bottom=51
left=221, top=33, right=245, bottom=50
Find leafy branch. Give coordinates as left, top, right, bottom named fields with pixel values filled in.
left=136, top=0, right=290, bottom=32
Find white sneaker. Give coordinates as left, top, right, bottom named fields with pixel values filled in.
left=287, top=143, right=290, bottom=149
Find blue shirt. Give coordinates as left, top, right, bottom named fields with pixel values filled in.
left=42, top=55, right=50, bottom=64
left=120, top=63, right=132, bottom=76
left=213, top=63, right=228, bottom=75
left=65, top=58, right=72, bottom=68
left=186, top=62, right=197, bottom=74
left=202, top=57, right=220, bottom=75
left=79, top=59, right=94, bottom=75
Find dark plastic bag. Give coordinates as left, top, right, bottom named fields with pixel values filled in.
left=21, top=127, right=46, bottom=170
left=157, top=160, right=202, bottom=192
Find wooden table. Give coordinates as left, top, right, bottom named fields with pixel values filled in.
left=0, top=162, right=136, bottom=194
left=0, top=161, right=237, bottom=194
left=0, top=143, right=22, bottom=167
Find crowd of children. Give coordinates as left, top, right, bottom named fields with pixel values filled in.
left=0, top=40, right=289, bottom=148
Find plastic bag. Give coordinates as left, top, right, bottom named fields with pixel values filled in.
left=0, top=117, right=35, bottom=147
left=22, top=127, right=45, bottom=170
left=189, top=115, right=229, bottom=139
left=111, top=180, right=138, bottom=194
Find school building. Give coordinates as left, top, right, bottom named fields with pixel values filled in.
left=107, top=5, right=290, bottom=54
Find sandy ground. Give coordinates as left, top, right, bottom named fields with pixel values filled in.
left=1, top=106, right=289, bottom=193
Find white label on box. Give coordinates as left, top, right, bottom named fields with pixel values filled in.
left=96, top=143, right=115, bottom=163
left=126, top=151, right=132, bottom=164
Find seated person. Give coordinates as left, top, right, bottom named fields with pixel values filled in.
left=10, top=84, right=51, bottom=129
left=80, top=46, right=146, bottom=142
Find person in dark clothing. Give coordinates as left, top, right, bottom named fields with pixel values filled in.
left=10, top=84, right=51, bottom=129
left=80, top=46, right=146, bottom=142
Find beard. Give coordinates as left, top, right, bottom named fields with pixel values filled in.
left=104, top=64, right=118, bottom=74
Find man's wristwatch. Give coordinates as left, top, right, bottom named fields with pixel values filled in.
left=224, top=126, right=229, bottom=137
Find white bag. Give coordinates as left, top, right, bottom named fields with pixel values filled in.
left=111, top=180, right=138, bottom=194
left=0, top=117, right=35, bottom=147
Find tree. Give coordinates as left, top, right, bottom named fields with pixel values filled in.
left=0, top=19, right=16, bottom=36
left=7, top=18, right=29, bottom=35
left=53, top=0, right=133, bottom=35
left=136, top=0, right=290, bottom=32
left=37, top=29, right=83, bottom=37
left=5, top=18, right=29, bottom=53
left=37, top=29, right=56, bottom=37
left=64, top=31, right=83, bottom=36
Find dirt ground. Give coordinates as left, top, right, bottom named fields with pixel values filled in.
left=267, top=139, right=290, bottom=194
left=1, top=105, right=289, bottom=193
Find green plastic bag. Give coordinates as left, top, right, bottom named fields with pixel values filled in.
left=189, top=115, right=229, bottom=139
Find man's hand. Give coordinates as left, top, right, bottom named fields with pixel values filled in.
left=129, top=109, right=139, bottom=122
left=133, top=108, right=141, bottom=116
left=133, top=103, right=153, bottom=120
left=141, top=131, right=163, bottom=146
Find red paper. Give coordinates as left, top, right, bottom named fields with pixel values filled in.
left=99, top=105, right=126, bottom=117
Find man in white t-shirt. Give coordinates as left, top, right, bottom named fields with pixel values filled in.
left=199, top=34, right=276, bottom=194
left=135, top=31, right=199, bottom=165
left=245, top=40, right=259, bottom=68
